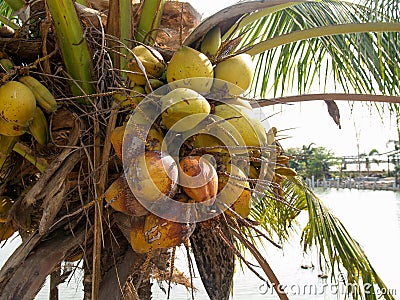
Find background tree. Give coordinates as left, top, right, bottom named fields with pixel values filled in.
left=286, top=145, right=337, bottom=179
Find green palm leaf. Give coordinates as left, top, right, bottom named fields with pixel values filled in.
left=251, top=176, right=394, bottom=299
left=226, top=0, right=400, bottom=97
left=2, top=0, right=24, bottom=12
left=289, top=177, right=394, bottom=300
left=251, top=180, right=307, bottom=242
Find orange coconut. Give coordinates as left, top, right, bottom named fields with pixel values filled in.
left=179, top=156, right=218, bottom=205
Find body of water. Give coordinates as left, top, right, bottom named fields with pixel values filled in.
left=1, top=188, right=399, bottom=299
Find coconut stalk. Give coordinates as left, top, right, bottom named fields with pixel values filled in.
left=135, top=0, right=166, bottom=45
left=0, top=226, right=87, bottom=299
left=0, top=15, right=20, bottom=30
left=13, top=142, right=48, bottom=173
left=46, top=0, right=95, bottom=99
left=3, top=0, right=25, bottom=11
left=106, top=0, right=132, bottom=72
left=49, top=267, right=60, bottom=300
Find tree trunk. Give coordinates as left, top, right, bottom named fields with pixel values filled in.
left=97, top=224, right=150, bottom=300
left=0, top=227, right=86, bottom=299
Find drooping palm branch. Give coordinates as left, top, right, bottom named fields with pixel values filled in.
left=295, top=177, right=393, bottom=300
left=251, top=176, right=395, bottom=300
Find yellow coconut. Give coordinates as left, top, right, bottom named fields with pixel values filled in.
left=128, top=151, right=178, bottom=202
left=161, top=88, right=210, bottom=132
left=129, top=85, right=146, bottom=106
left=159, top=193, right=198, bottom=223
left=0, top=117, right=27, bottom=136
left=129, top=98, right=161, bottom=126
left=144, top=79, right=164, bottom=94
left=213, top=54, right=254, bottom=95
left=218, top=164, right=251, bottom=218
left=249, top=165, right=260, bottom=180
left=211, top=104, right=267, bottom=151
left=192, top=133, right=226, bottom=154
left=111, top=124, right=164, bottom=160
left=179, top=156, right=218, bottom=205
left=145, top=126, right=164, bottom=152
left=114, top=85, right=146, bottom=109
left=127, top=45, right=165, bottom=85
left=0, top=196, right=13, bottom=222
left=104, top=176, right=148, bottom=217
left=0, top=81, right=36, bottom=136
left=166, top=46, right=214, bottom=94
left=200, top=26, right=221, bottom=57
left=217, top=98, right=253, bottom=110
left=110, top=125, right=126, bottom=159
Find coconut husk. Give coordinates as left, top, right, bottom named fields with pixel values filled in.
left=152, top=266, right=196, bottom=291
left=132, top=1, right=201, bottom=51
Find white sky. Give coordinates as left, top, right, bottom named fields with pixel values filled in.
left=186, top=0, right=399, bottom=157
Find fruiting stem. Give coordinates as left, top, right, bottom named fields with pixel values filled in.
left=245, top=22, right=400, bottom=56
left=135, top=0, right=166, bottom=44
left=46, top=0, right=95, bottom=100
left=222, top=2, right=301, bottom=41
left=106, top=0, right=132, bottom=74
left=13, top=142, right=48, bottom=173
left=119, top=0, right=132, bottom=72
left=4, top=0, right=25, bottom=11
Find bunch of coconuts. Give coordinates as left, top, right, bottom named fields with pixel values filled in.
left=108, top=36, right=282, bottom=254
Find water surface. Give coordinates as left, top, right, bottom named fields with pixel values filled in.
left=1, top=189, right=399, bottom=299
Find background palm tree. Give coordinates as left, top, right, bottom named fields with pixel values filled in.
left=0, top=0, right=399, bottom=299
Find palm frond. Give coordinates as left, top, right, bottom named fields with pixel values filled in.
left=2, top=0, right=24, bottom=12
left=360, top=0, right=400, bottom=20
left=228, top=0, right=400, bottom=97
left=0, top=1, right=13, bottom=18
left=251, top=175, right=394, bottom=299
left=287, top=177, right=395, bottom=300
left=251, top=179, right=307, bottom=242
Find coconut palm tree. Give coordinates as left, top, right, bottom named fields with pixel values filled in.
left=0, top=0, right=399, bottom=299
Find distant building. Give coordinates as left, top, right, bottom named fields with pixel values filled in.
left=329, top=154, right=395, bottom=176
